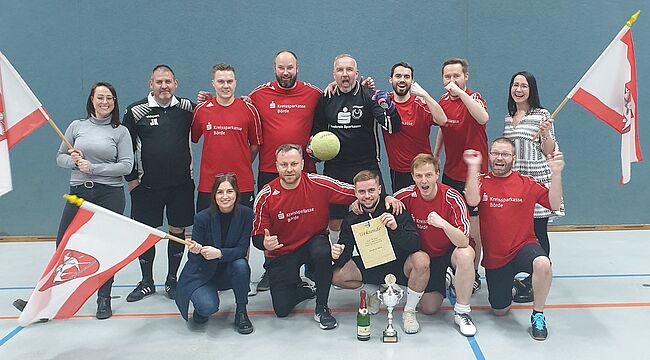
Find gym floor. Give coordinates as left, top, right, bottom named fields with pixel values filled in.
left=1, top=230, right=649, bottom=360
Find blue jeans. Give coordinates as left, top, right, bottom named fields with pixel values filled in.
left=190, top=258, right=251, bottom=316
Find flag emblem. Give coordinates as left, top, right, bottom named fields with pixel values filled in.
left=40, top=250, right=100, bottom=291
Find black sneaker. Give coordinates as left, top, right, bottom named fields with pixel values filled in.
left=96, top=297, right=112, bottom=320
left=314, top=307, right=337, bottom=330
left=257, top=272, right=270, bottom=292
left=531, top=313, right=548, bottom=340
left=472, top=271, right=482, bottom=294
left=234, top=311, right=254, bottom=334
left=296, top=281, right=316, bottom=302
left=13, top=298, right=27, bottom=312
left=126, top=281, right=156, bottom=302
left=192, top=312, right=209, bottom=324
left=165, top=278, right=177, bottom=300
left=513, top=278, right=534, bottom=303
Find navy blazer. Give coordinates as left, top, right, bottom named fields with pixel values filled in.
left=175, top=205, right=253, bottom=320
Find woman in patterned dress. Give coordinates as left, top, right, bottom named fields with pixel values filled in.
left=503, top=71, right=561, bottom=302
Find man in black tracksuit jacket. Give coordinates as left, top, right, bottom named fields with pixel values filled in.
left=330, top=170, right=431, bottom=333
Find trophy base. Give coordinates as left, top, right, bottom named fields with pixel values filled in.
left=382, top=331, right=398, bottom=343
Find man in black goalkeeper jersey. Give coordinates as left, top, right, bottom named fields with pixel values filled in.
left=312, top=54, right=401, bottom=238
left=122, top=65, right=195, bottom=303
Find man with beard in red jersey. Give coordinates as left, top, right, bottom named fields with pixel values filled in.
left=383, top=62, right=447, bottom=192
left=252, top=144, right=356, bottom=330
left=463, top=137, right=564, bottom=341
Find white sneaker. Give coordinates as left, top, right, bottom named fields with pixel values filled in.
left=367, top=291, right=381, bottom=315
left=402, top=309, right=420, bottom=334
left=454, top=312, right=477, bottom=336
left=248, top=283, right=258, bottom=297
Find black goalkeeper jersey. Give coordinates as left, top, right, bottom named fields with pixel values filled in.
left=122, top=95, right=194, bottom=189
left=312, top=82, right=401, bottom=168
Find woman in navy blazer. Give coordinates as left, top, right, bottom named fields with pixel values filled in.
left=175, top=173, right=254, bottom=334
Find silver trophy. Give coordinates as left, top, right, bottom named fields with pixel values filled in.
left=377, top=274, right=404, bottom=343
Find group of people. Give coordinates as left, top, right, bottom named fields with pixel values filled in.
left=44, top=50, right=564, bottom=341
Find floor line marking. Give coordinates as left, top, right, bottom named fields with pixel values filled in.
left=2, top=301, right=650, bottom=321
left=0, top=326, right=23, bottom=347
left=1, top=273, right=649, bottom=292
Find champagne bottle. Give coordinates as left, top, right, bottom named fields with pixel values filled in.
left=357, top=289, right=370, bottom=341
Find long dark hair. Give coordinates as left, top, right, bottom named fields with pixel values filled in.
left=209, top=173, right=240, bottom=213
left=86, top=82, right=120, bottom=128
left=507, top=71, right=543, bottom=117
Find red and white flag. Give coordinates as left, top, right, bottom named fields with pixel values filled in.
left=567, top=22, right=642, bottom=184
left=17, top=198, right=167, bottom=326
left=0, top=51, right=50, bottom=196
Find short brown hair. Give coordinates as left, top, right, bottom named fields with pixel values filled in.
left=275, top=143, right=303, bottom=157
left=211, top=63, right=236, bottom=77
left=441, top=58, right=468, bottom=75
left=353, top=170, right=380, bottom=185
left=410, top=153, right=440, bottom=174
left=491, top=137, right=516, bottom=155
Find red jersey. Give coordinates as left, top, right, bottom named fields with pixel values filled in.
left=395, top=183, right=470, bottom=257
left=383, top=94, right=436, bottom=172
left=477, top=171, right=551, bottom=269
left=438, top=88, right=488, bottom=181
left=253, top=172, right=355, bottom=258
left=249, top=81, right=321, bottom=173
left=191, top=98, right=262, bottom=193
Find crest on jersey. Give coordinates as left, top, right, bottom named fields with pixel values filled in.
left=351, top=105, right=363, bottom=120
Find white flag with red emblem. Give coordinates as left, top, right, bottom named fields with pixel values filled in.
left=567, top=21, right=642, bottom=184
left=17, top=197, right=167, bottom=326
left=0, top=51, right=50, bottom=196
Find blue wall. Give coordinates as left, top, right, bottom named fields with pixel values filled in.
left=1, top=1, right=648, bottom=235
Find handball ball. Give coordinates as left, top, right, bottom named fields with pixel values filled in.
left=308, top=131, right=340, bottom=161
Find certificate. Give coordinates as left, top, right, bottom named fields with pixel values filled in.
left=351, top=217, right=396, bottom=268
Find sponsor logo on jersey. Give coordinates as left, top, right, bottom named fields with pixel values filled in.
left=337, top=107, right=351, bottom=124
left=206, top=122, right=212, bottom=131
left=278, top=211, right=285, bottom=220
left=269, top=101, right=276, bottom=109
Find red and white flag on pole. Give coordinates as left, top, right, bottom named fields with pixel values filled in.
left=0, top=51, right=50, bottom=196
left=567, top=18, right=642, bottom=184
left=17, top=197, right=167, bottom=326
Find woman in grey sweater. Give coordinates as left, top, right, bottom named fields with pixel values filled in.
left=55, top=82, right=134, bottom=319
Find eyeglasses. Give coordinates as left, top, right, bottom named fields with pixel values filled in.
left=489, top=152, right=514, bottom=159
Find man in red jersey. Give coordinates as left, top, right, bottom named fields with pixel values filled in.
left=252, top=144, right=356, bottom=330
left=463, top=137, right=564, bottom=341
left=199, top=52, right=322, bottom=293
left=394, top=154, right=477, bottom=337
left=434, top=58, right=489, bottom=292
left=249, top=50, right=322, bottom=190
left=383, top=62, right=447, bottom=192
left=192, top=63, right=262, bottom=212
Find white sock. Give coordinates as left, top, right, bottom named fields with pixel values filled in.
left=329, top=230, right=340, bottom=243
left=454, top=302, right=471, bottom=314
left=404, top=288, right=423, bottom=311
